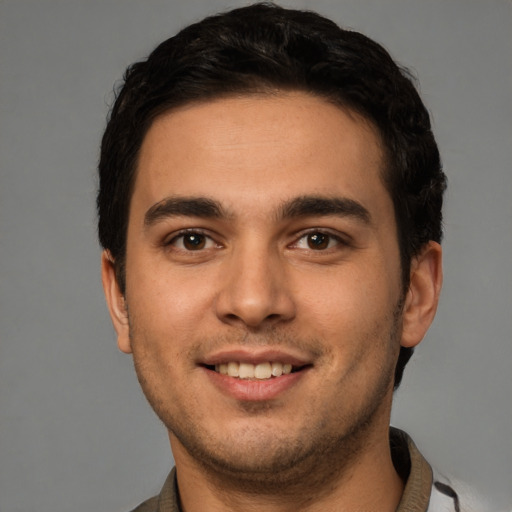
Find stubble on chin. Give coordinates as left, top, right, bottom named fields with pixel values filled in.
left=129, top=310, right=401, bottom=497
left=167, top=372, right=395, bottom=503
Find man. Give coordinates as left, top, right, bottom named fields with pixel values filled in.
left=98, top=3, right=465, bottom=511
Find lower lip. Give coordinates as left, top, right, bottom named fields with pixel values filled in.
left=203, top=367, right=308, bottom=402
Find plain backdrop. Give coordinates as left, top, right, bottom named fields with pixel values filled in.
left=1, top=1, right=511, bottom=511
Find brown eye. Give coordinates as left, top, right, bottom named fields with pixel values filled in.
left=307, top=232, right=330, bottom=250
left=169, top=232, right=215, bottom=251
left=182, top=233, right=206, bottom=250
left=293, top=231, right=344, bottom=251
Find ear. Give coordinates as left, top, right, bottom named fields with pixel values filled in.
left=401, top=241, right=443, bottom=348
left=101, top=251, right=132, bottom=354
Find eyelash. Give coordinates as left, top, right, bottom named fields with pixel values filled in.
left=164, top=229, right=219, bottom=251
left=292, top=229, right=349, bottom=251
left=164, top=228, right=349, bottom=253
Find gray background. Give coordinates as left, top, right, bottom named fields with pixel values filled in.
left=1, top=1, right=511, bottom=511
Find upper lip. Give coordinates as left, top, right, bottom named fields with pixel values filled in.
left=200, top=348, right=313, bottom=367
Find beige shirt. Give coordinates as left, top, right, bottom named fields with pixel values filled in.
left=130, top=428, right=455, bottom=512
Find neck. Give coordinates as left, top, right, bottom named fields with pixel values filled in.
left=170, top=421, right=404, bottom=512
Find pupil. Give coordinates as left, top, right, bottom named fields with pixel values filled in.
left=308, top=233, right=328, bottom=249
left=184, top=234, right=205, bottom=250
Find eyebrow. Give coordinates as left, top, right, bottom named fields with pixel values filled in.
left=278, top=195, right=371, bottom=224
left=144, top=196, right=227, bottom=227
left=144, top=194, right=371, bottom=227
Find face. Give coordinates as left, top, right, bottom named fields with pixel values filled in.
left=104, top=92, right=423, bottom=482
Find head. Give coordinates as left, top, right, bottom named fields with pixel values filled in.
left=98, top=3, right=445, bottom=391
left=99, top=4, right=445, bottom=488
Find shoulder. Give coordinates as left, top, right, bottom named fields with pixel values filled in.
left=430, top=471, right=495, bottom=512
left=126, top=468, right=179, bottom=512
left=129, top=495, right=159, bottom=512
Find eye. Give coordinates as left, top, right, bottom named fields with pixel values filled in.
left=168, top=231, right=216, bottom=251
left=294, top=231, right=342, bottom=250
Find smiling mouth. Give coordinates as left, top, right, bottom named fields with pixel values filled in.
left=205, top=361, right=307, bottom=380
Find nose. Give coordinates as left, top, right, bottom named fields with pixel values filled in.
left=214, top=242, right=296, bottom=329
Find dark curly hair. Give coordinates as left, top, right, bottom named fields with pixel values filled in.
left=98, top=2, right=446, bottom=389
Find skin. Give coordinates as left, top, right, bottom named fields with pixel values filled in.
left=102, top=92, right=442, bottom=512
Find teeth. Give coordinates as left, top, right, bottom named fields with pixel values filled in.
left=254, top=362, right=272, bottom=379
left=271, top=362, right=283, bottom=377
left=214, top=361, right=295, bottom=379
left=227, top=361, right=239, bottom=377
left=239, top=362, right=255, bottom=379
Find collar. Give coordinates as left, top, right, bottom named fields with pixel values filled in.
left=392, top=427, right=433, bottom=512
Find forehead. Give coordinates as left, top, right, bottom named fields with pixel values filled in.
left=133, top=92, right=389, bottom=219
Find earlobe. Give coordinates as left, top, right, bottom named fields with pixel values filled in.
left=101, top=251, right=132, bottom=354
left=401, top=241, right=443, bottom=348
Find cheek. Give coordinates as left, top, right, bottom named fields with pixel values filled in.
left=295, top=262, right=401, bottom=363
left=297, top=262, right=397, bottom=324
left=127, top=262, right=216, bottom=332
